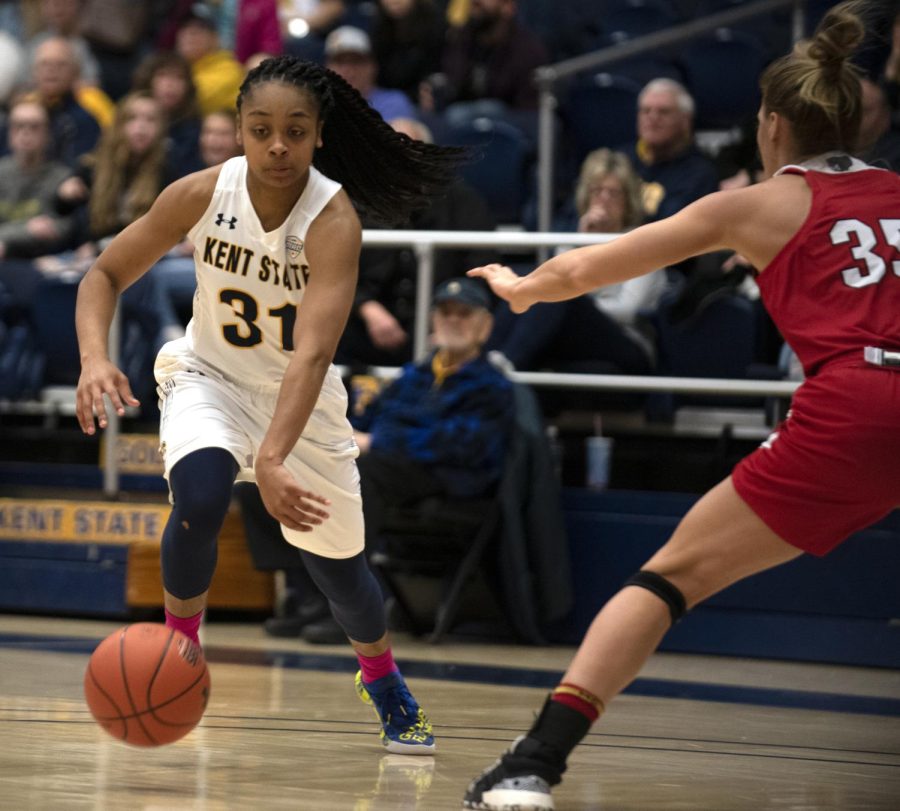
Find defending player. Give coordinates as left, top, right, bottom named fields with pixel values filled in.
left=464, top=3, right=900, bottom=808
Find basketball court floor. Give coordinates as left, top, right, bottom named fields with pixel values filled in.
left=1, top=614, right=898, bottom=810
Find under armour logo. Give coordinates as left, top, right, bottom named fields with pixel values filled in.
left=215, top=213, right=238, bottom=229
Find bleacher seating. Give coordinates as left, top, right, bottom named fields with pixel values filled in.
left=562, top=72, right=641, bottom=165
left=679, top=28, right=767, bottom=129
left=601, top=0, right=681, bottom=42
left=446, top=117, right=535, bottom=225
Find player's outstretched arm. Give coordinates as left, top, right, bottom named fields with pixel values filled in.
left=469, top=188, right=769, bottom=313
left=75, top=169, right=218, bottom=434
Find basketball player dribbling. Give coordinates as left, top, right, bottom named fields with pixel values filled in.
left=463, top=3, right=900, bottom=808
left=74, top=56, right=464, bottom=754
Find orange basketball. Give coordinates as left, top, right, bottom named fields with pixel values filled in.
left=84, top=623, right=210, bottom=746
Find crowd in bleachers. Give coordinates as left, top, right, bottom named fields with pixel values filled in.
left=0, top=0, right=899, bottom=416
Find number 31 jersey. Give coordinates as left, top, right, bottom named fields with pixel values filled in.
left=759, top=153, right=900, bottom=377
left=184, top=156, right=341, bottom=387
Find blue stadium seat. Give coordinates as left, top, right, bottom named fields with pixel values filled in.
left=692, top=0, right=790, bottom=61
left=647, top=288, right=758, bottom=420
left=601, top=0, right=680, bottom=43
left=29, top=276, right=159, bottom=404
left=29, top=276, right=81, bottom=388
left=679, top=28, right=767, bottom=129
left=445, top=117, right=534, bottom=225
left=603, top=56, right=684, bottom=87
left=516, top=0, right=602, bottom=60
left=561, top=72, right=641, bottom=165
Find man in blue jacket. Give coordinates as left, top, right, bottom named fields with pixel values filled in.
left=352, top=277, right=515, bottom=546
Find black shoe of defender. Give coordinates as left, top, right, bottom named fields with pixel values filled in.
left=463, top=735, right=564, bottom=810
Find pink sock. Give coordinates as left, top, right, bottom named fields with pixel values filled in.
left=165, top=608, right=203, bottom=645
left=357, top=648, right=398, bottom=684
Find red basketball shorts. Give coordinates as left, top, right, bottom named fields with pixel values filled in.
left=732, top=363, right=900, bottom=556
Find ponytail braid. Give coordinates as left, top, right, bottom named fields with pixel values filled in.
left=238, top=57, right=465, bottom=226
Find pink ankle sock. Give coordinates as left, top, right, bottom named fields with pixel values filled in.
left=165, top=608, right=203, bottom=645
left=357, top=648, right=398, bottom=684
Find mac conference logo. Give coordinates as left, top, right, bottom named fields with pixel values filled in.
left=285, top=235, right=303, bottom=259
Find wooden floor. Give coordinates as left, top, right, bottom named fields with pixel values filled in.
left=1, top=615, right=898, bottom=810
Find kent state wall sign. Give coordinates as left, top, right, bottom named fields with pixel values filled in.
left=0, top=499, right=170, bottom=544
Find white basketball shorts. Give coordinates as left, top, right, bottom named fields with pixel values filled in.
left=155, top=345, right=364, bottom=559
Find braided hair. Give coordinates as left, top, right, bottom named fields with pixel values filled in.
left=237, top=56, right=465, bottom=226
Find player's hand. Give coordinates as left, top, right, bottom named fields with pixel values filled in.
left=256, top=459, right=331, bottom=532
left=75, top=358, right=140, bottom=434
left=467, top=264, right=530, bottom=313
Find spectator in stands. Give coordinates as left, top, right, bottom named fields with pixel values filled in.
left=427, top=0, right=548, bottom=131
left=336, top=117, right=497, bottom=367
left=44, top=91, right=180, bottom=351
left=28, top=0, right=118, bottom=130
left=279, top=0, right=346, bottom=62
left=0, top=96, right=75, bottom=306
left=132, top=51, right=204, bottom=180
left=324, top=26, right=419, bottom=122
left=158, top=0, right=283, bottom=66
left=370, top=0, right=445, bottom=104
left=353, top=276, right=514, bottom=534
left=199, top=109, right=242, bottom=167
left=151, top=110, right=243, bottom=327
left=626, top=78, right=718, bottom=222
left=265, top=276, right=517, bottom=643
left=30, top=37, right=102, bottom=168
left=26, top=0, right=101, bottom=89
left=486, top=149, right=666, bottom=379
left=246, top=276, right=516, bottom=645
left=174, top=3, right=245, bottom=116
left=858, top=77, right=900, bottom=171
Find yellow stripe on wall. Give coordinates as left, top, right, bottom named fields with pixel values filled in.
left=0, top=499, right=170, bottom=544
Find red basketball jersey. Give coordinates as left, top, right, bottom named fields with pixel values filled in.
left=758, top=155, right=900, bottom=376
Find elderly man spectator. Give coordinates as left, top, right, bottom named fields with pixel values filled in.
left=324, top=25, right=419, bottom=122
left=625, top=78, right=718, bottom=222
left=29, top=36, right=101, bottom=168
left=245, top=276, right=515, bottom=643
left=27, top=0, right=101, bottom=88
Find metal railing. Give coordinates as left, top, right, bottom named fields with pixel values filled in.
left=5, top=230, right=799, bottom=495
left=534, top=0, right=808, bottom=234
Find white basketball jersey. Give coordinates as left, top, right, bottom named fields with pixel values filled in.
left=181, top=157, right=341, bottom=387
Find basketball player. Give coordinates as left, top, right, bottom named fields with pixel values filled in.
left=74, top=56, right=464, bottom=754
left=463, top=3, right=900, bottom=808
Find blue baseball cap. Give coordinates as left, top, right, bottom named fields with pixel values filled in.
left=431, top=278, right=491, bottom=310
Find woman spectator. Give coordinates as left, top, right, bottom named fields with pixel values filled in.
left=152, top=109, right=244, bottom=327
left=486, top=148, right=668, bottom=381
left=132, top=51, right=203, bottom=179
left=49, top=91, right=182, bottom=376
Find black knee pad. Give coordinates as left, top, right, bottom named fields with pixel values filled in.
left=623, top=570, right=687, bottom=625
